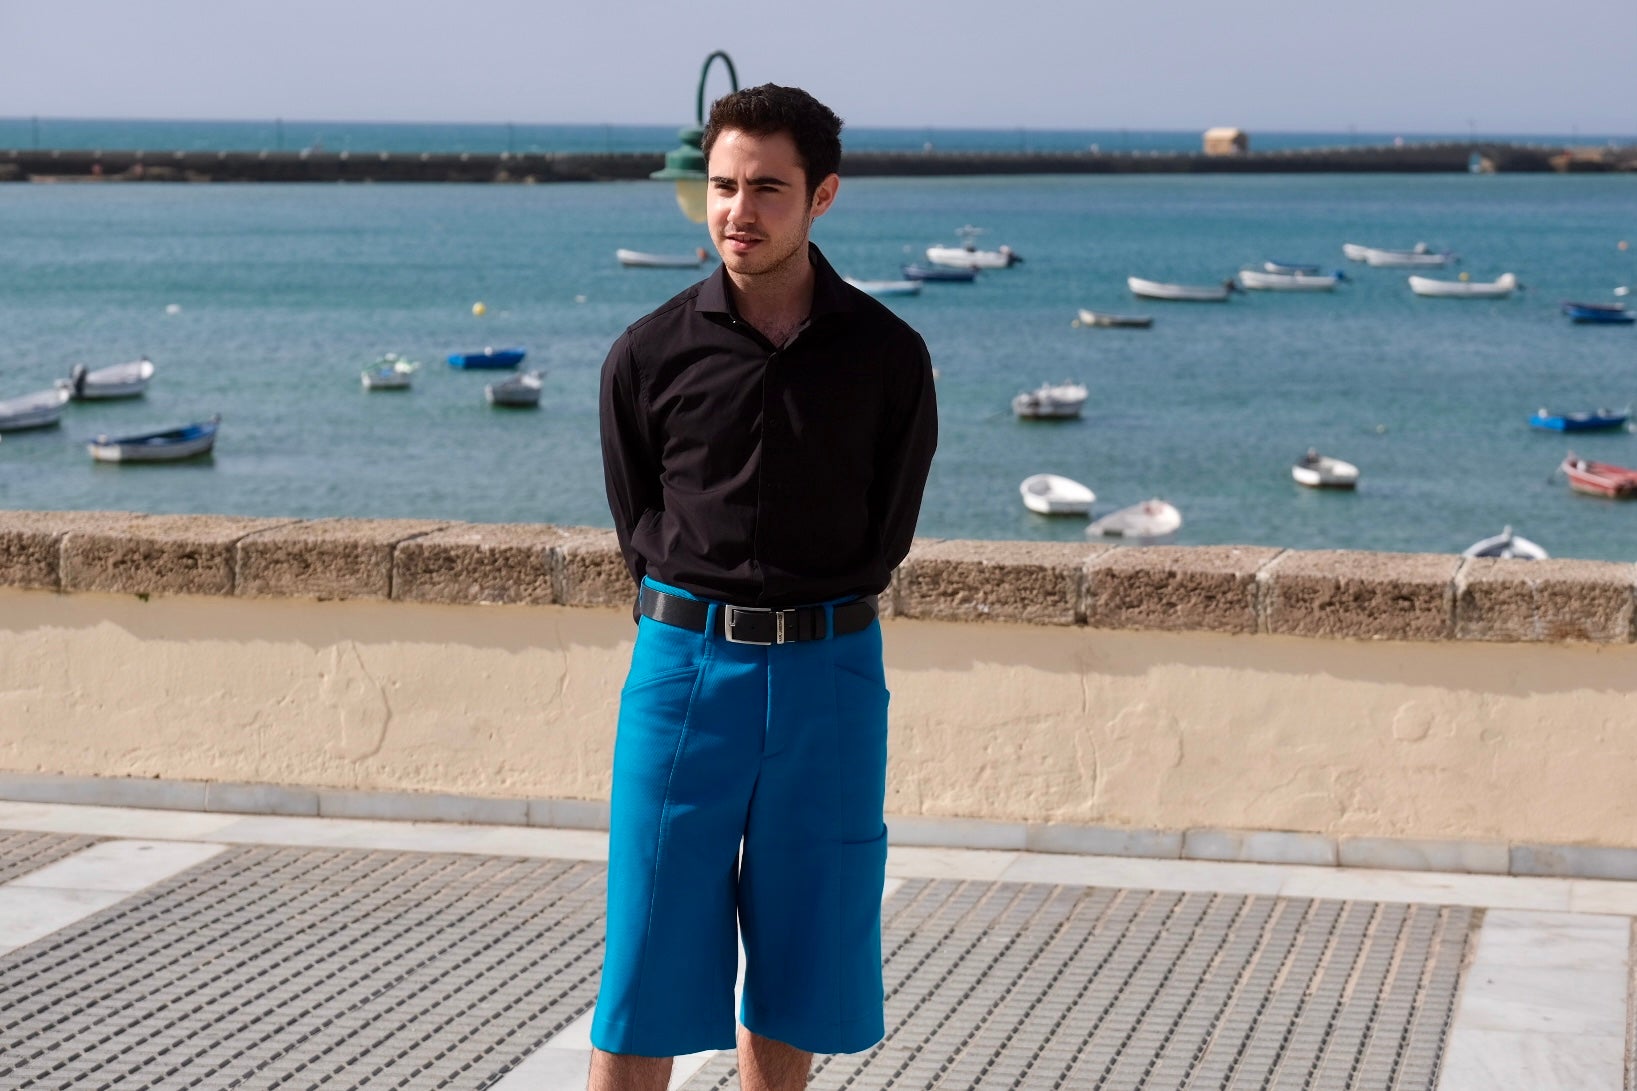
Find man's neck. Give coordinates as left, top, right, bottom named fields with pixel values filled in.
left=728, top=247, right=816, bottom=347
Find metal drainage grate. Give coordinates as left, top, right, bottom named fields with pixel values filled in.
left=0, top=845, right=606, bottom=1089
left=0, top=830, right=103, bottom=886
left=685, top=880, right=1475, bottom=1090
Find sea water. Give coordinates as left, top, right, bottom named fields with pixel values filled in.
left=0, top=172, right=1633, bottom=560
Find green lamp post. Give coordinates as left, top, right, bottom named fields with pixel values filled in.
left=651, top=50, right=738, bottom=223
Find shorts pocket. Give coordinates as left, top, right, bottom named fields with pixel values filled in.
left=836, top=828, right=888, bottom=1038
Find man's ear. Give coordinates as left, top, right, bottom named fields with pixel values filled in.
left=809, top=173, right=839, bottom=220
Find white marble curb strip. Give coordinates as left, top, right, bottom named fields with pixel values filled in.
left=0, top=839, right=229, bottom=955
left=1437, top=910, right=1630, bottom=1091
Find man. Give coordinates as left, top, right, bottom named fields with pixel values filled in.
left=591, top=84, right=937, bottom=1091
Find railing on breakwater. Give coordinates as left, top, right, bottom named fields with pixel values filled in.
left=1, top=142, right=1631, bottom=183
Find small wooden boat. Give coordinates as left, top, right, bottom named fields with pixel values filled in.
left=1020, top=474, right=1095, bottom=516
left=448, top=347, right=526, bottom=369
left=616, top=247, right=709, bottom=268
left=0, top=386, right=70, bottom=431
left=1529, top=407, right=1628, bottom=432
left=900, top=263, right=977, bottom=282
left=361, top=353, right=418, bottom=390
left=1560, top=453, right=1637, bottom=499
left=844, top=277, right=921, bottom=298
left=1462, top=526, right=1548, bottom=559
left=1086, top=499, right=1183, bottom=541
left=1238, top=268, right=1343, bottom=292
left=1012, top=381, right=1088, bottom=420
left=1292, top=449, right=1359, bottom=489
left=1364, top=245, right=1456, bottom=268
left=63, top=357, right=154, bottom=400
left=1128, top=276, right=1237, bottom=302
left=1408, top=273, right=1518, bottom=298
left=88, top=415, right=220, bottom=463
left=1076, top=309, right=1153, bottom=329
left=486, top=369, right=544, bottom=407
left=1562, top=301, right=1634, bottom=324
left=925, top=226, right=1022, bottom=269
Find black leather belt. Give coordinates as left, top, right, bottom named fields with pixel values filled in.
left=638, top=585, right=877, bottom=645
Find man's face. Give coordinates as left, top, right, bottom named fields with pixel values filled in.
left=706, top=128, right=836, bottom=279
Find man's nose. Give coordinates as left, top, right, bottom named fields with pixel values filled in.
left=727, top=188, right=755, bottom=223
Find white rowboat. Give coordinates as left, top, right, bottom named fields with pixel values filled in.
left=485, top=369, right=545, bottom=407
left=63, top=357, right=154, bottom=400
left=1020, top=474, right=1095, bottom=516
left=1086, top=499, right=1183, bottom=542
left=616, top=248, right=708, bottom=268
left=361, top=353, right=418, bottom=390
left=1238, top=269, right=1342, bottom=292
left=1363, top=246, right=1455, bottom=268
left=1462, top=526, right=1548, bottom=559
left=1128, top=276, right=1235, bottom=302
left=1076, top=309, right=1153, bottom=329
left=0, top=386, right=71, bottom=431
left=1013, top=381, right=1088, bottom=419
left=1292, top=449, right=1359, bottom=489
left=844, top=277, right=922, bottom=297
left=1408, top=273, right=1518, bottom=299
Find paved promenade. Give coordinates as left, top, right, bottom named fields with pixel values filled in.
left=0, top=801, right=1631, bottom=1090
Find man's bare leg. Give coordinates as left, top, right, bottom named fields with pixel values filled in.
left=587, top=1048, right=672, bottom=1091
left=737, top=1027, right=811, bottom=1091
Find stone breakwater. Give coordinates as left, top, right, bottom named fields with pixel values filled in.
left=2, top=510, right=1633, bottom=643
left=2, top=142, right=1633, bottom=183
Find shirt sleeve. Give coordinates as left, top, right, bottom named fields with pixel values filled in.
left=873, top=332, right=939, bottom=572
left=599, top=333, right=660, bottom=590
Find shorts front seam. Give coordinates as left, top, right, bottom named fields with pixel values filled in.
left=628, top=623, right=714, bottom=1016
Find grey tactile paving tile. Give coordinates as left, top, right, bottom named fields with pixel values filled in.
left=0, top=829, right=103, bottom=885
left=0, top=845, right=604, bottom=1089
left=682, top=880, right=1475, bottom=1090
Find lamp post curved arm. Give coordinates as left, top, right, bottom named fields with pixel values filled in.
left=694, top=51, right=739, bottom=127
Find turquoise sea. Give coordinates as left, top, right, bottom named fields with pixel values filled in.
left=1, top=168, right=1634, bottom=561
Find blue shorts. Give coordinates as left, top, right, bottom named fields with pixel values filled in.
left=591, top=578, right=890, bottom=1058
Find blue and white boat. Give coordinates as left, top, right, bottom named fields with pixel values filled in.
left=88, top=414, right=220, bottom=463
left=1528, top=407, right=1629, bottom=432
left=900, top=263, right=978, bottom=283
left=1561, top=301, right=1635, bottom=325
left=448, top=347, right=526, bottom=370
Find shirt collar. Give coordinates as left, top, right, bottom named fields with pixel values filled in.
left=694, top=242, right=857, bottom=323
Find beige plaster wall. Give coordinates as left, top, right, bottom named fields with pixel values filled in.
left=5, top=586, right=1635, bottom=849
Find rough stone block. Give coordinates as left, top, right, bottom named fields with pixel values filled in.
left=894, top=539, right=1107, bottom=625
left=61, top=513, right=296, bottom=597
left=1456, top=557, right=1637, bottom=643
left=881, top=537, right=943, bottom=619
left=1086, top=545, right=1281, bottom=634
left=0, top=509, right=139, bottom=591
left=553, top=528, right=634, bottom=608
left=1339, top=835, right=1510, bottom=874
left=1261, top=550, right=1460, bottom=641
left=391, top=522, right=571, bottom=605
left=1025, top=823, right=1184, bottom=859
left=1183, top=827, right=1337, bottom=867
left=236, top=518, right=449, bottom=600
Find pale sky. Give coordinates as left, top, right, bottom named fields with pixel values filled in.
left=2, top=0, right=1632, bottom=135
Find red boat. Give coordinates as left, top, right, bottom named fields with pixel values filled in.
left=1561, top=453, right=1637, bottom=499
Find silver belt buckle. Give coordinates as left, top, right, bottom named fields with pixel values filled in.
left=724, top=605, right=781, bottom=645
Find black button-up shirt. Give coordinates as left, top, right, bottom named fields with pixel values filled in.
left=599, top=244, right=938, bottom=608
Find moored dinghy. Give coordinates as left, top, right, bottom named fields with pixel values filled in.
left=0, top=386, right=71, bottom=431
left=88, top=414, right=220, bottom=463
left=1462, top=526, right=1548, bottom=559
left=1128, top=276, right=1237, bottom=302
left=925, top=225, right=1023, bottom=269
left=63, top=357, right=155, bottom=400
left=1076, top=308, right=1153, bottom=329
left=1528, top=407, right=1628, bottom=432
left=844, top=277, right=921, bottom=298
left=1238, top=268, right=1344, bottom=292
left=1560, top=453, right=1637, bottom=499
left=361, top=353, right=418, bottom=390
left=1019, top=474, right=1095, bottom=516
left=1012, top=381, right=1088, bottom=419
left=616, top=248, right=709, bottom=268
left=448, top=347, right=526, bottom=369
left=1292, top=449, right=1359, bottom=488
left=1561, top=301, right=1634, bottom=324
left=1408, top=273, right=1519, bottom=298
left=485, top=369, right=545, bottom=407
left=1086, top=499, right=1182, bottom=542
left=900, top=263, right=977, bottom=283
